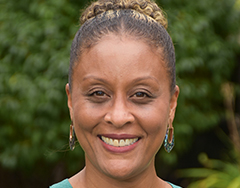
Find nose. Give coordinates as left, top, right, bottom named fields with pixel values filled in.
left=104, top=96, right=134, bottom=128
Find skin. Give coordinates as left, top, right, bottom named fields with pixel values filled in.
left=66, top=34, right=179, bottom=188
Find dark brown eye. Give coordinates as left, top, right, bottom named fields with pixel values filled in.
left=88, top=90, right=110, bottom=103
left=130, top=91, right=153, bottom=104
left=134, top=92, right=147, bottom=98
left=94, top=91, right=105, bottom=96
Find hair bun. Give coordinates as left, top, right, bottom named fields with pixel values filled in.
left=80, top=0, right=168, bottom=29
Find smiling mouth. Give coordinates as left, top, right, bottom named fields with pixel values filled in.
left=100, top=136, right=139, bottom=147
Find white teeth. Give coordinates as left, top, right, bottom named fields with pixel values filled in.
left=109, top=138, right=113, bottom=145
left=113, top=139, right=118, bottom=146
left=119, top=139, right=125, bottom=146
left=101, top=136, right=138, bottom=147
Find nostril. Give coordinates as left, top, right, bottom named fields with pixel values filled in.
left=104, top=111, right=134, bottom=127
left=104, top=112, right=112, bottom=124
left=103, top=100, right=135, bottom=127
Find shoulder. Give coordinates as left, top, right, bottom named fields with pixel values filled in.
left=49, top=179, right=73, bottom=188
left=167, top=182, right=182, bottom=188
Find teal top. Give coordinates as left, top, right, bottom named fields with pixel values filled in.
left=50, top=179, right=71, bottom=188
left=50, top=179, right=182, bottom=188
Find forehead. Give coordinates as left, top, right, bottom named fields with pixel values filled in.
left=80, top=33, right=163, bottom=59
left=79, top=34, right=164, bottom=66
left=73, top=34, right=169, bottom=86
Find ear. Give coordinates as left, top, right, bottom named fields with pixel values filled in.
left=66, top=83, right=73, bottom=121
left=169, top=85, right=180, bottom=122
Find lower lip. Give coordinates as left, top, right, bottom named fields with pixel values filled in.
left=99, top=138, right=140, bottom=153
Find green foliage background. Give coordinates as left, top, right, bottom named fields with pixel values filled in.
left=0, top=0, right=240, bottom=187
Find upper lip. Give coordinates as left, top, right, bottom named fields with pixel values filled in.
left=99, top=134, right=140, bottom=139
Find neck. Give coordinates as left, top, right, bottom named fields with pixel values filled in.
left=73, top=157, right=166, bottom=188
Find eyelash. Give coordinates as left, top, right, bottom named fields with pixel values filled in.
left=89, top=91, right=150, bottom=97
left=87, top=89, right=153, bottom=103
left=89, top=90, right=108, bottom=97
left=131, top=91, right=151, bottom=98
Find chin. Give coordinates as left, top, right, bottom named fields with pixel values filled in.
left=104, top=169, right=136, bottom=181
left=100, top=160, right=143, bottom=181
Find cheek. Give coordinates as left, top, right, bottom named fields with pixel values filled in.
left=72, top=99, right=104, bottom=131
left=137, top=101, right=170, bottom=136
left=72, top=101, right=103, bottom=151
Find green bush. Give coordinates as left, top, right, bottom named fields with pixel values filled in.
left=0, top=0, right=239, bottom=179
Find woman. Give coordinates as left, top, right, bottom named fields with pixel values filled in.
left=51, top=0, right=181, bottom=187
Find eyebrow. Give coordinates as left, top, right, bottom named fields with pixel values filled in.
left=83, top=75, right=159, bottom=84
left=82, top=75, right=109, bottom=84
left=131, top=76, right=159, bottom=84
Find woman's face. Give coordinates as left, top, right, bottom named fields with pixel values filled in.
left=66, top=34, right=179, bottom=180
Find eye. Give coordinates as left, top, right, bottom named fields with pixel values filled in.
left=89, top=90, right=108, bottom=97
left=134, top=92, right=148, bottom=98
left=130, top=90, right=154, bottom=104
left=93, top=91, right=106, bottom=96
left=87, top=89, right=110, bottom=103
left=131, top=91, right=151, bottom=99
